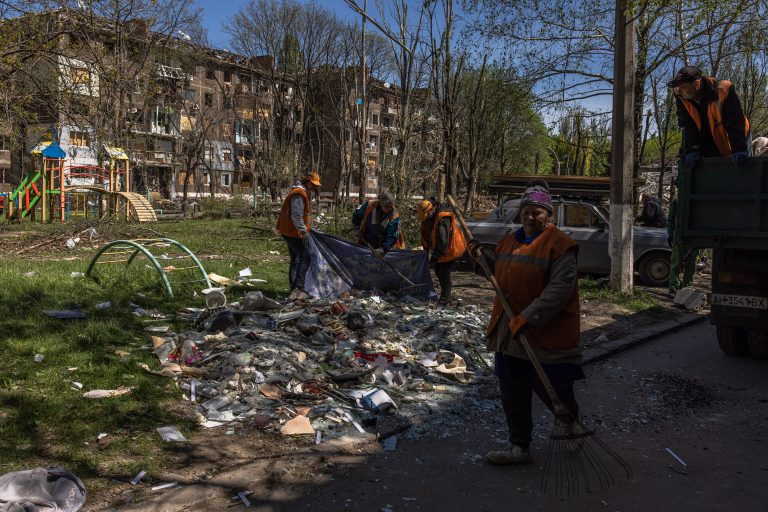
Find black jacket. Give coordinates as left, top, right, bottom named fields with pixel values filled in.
left=676, top=79, right=748, bottom=157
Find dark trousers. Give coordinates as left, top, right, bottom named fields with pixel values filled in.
left=498, top=373, right=579, bottom=448
left=283, top=235, right=310, bottom=290
left=434, top=260, right=453, bottom=299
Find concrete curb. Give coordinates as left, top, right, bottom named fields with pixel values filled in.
left=583, top=311, right=710, bottom=364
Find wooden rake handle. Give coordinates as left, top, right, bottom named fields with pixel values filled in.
left=446, top=195, right=570, bottom=419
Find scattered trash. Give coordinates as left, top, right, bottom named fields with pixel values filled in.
left=382, top=435, right=398, bottom=452
left=97, top=433, right=108, bottom=440
left=43, top=309, right=87, bottom=320
left=66, top=238, right=77, bottom=249
left=130, top=470, right=147, bottom=485
left=70, top=271, right=84, bottom=278
left=665, top=447, right=688, bottom=468
left=151, top=482, right=178, bottom=491
left=131, top=289, right=490, bottom=448
left=281, top=415, right=315, bottom=436
left=0, top=467, right=86, bottom=511
left=71, top=382, right=83, bottom=390
left=83, top=386, right=135, bottom=399
left=595, top=333, right=610, bottom=343
left=95, top=301, right=112, bottom=310
left=156, top=426, right=187, bottom=443
left=205, top=290, right=227, bottom=309
left=673, top=288, right=706, bottom=311
left=33, top=354, right=45, bottom=363
left=24, top=271, right=35, bottom=277
left=239, top=267, right=253, bottom=278
left=238, top=491, right=252, bottom=507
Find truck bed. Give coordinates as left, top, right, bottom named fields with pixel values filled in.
left=678, top=157, right=768, bottom=250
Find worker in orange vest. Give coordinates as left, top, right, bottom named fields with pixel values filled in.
left=276, top=170, right=321, bottom=300
left=669, top=65, right=751, bottom=167
left=352, top=190, right=405, bottom=255
left=417, top=198, right=467, bottom=305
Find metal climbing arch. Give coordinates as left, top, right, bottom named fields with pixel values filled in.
left=86, top=238, right=211, bottom=298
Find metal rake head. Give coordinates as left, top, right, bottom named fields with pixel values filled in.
left=541, top=417, right=633, bottom=495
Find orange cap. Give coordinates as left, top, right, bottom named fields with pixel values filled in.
left=417, top=198, right=434, bottom=221
left=303, top=170, right=321, bottom=187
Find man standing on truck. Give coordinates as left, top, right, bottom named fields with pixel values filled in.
left=667, top=66, right=750, bottom=295
left=668, top=65, right=750, bottom=166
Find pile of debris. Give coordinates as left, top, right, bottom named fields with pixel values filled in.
left=143, top=290, right=492, bottom=444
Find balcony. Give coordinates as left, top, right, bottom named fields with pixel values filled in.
left=130, top=150, right=174, bottom=166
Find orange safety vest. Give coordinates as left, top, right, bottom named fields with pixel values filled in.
left=420, top=210, right=467, bottom=263
left=680, top=77, right=750, bottom=157
left=486, top=224, right=580, bottom=351
left=358, top=200, right=406, bottom=249
left=276, top=186, right=310, bottom=238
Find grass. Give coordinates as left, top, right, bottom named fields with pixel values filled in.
left=0, top=216, right=298, bottom=489
left=579, top=277, right=662, bottom=313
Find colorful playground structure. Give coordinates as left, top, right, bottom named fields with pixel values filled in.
left=1, top=141, right=156, bottom=223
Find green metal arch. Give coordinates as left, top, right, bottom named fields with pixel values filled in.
left=87, top=240, right=175, bottom=298
left=124, top=238, right=211, bottom=290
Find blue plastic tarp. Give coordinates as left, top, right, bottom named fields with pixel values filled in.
left=304, top=230, right=436, bottom=300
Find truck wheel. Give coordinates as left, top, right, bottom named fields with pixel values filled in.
left=716, top=326, right=750, bottom=356
left=638, top=252, right=670, bottom=288
left=746, top=329, right=768, bottom=359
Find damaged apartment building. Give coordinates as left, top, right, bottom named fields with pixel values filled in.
left=2, top=9, right=303, bottom=202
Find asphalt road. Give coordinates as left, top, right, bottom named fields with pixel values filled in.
left=282, top=322, right=768, bottom=512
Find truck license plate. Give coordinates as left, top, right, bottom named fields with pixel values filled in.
left=711, top=294, right=768, bottom=310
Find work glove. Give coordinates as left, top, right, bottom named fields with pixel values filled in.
left=466, top=240, right=483, bottom=259
left=373, top=247, right=386, bottom=258
left=731, top=151, right=749, bottom=166
left=683, top=151, right=701, bottom=169
left=508, top=315, right=529, bottom=338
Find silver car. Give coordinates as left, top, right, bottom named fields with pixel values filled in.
left=465, top=197, right=671, bottom=287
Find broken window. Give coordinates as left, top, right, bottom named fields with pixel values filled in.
left=204, top=93, right=213, bottom=107
left=222, top=148, right=232, bottom=162
left=69, top=130, right=90, bottom=147
left=206, top=67, right=215, bottom=80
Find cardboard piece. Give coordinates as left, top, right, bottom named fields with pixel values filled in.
left=280, top=415, right=315, bottom=436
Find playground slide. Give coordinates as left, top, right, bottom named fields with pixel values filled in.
left=63, top=186, right=157, bottom=222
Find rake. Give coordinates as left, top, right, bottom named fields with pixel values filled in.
left=446, top=195, right=632, bottom=494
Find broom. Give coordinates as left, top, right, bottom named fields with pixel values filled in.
left=446, top=195, right=632, bottom=495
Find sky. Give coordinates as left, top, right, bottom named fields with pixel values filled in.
left=197, top=0, right=362, bottom=50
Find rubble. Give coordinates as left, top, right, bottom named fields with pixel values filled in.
left=139, top=290, right=492, bottom=444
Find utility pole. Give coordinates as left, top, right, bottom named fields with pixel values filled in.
left=358, top=0, right=368, bottom=202
left=609, top=0, right=635, bottom=293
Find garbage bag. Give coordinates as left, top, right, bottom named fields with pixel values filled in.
left=304, top=231, right=435, bottom=299
left=0, top=467, right=86, bottom=512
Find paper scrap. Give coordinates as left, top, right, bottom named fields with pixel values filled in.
left=130, top=470, right=147, bottom=485
left=83, top=386, right=135, bottom=399
left=280, top=415, right=315, bottom=436
left=156, top=426, right=187, bottom=442
left=258, top=384, right=281, bottom=399
left=239, top=267, right=253, bottom=278
left=151, top=482, right=178, bottom=491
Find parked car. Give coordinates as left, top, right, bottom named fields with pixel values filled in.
left=464, top=196, right=671, bottom=287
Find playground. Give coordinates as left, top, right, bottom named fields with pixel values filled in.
left=0, top=141, right=156, bottom=224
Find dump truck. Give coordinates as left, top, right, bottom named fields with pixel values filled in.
left=677, top=157, right=768, bottom=357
